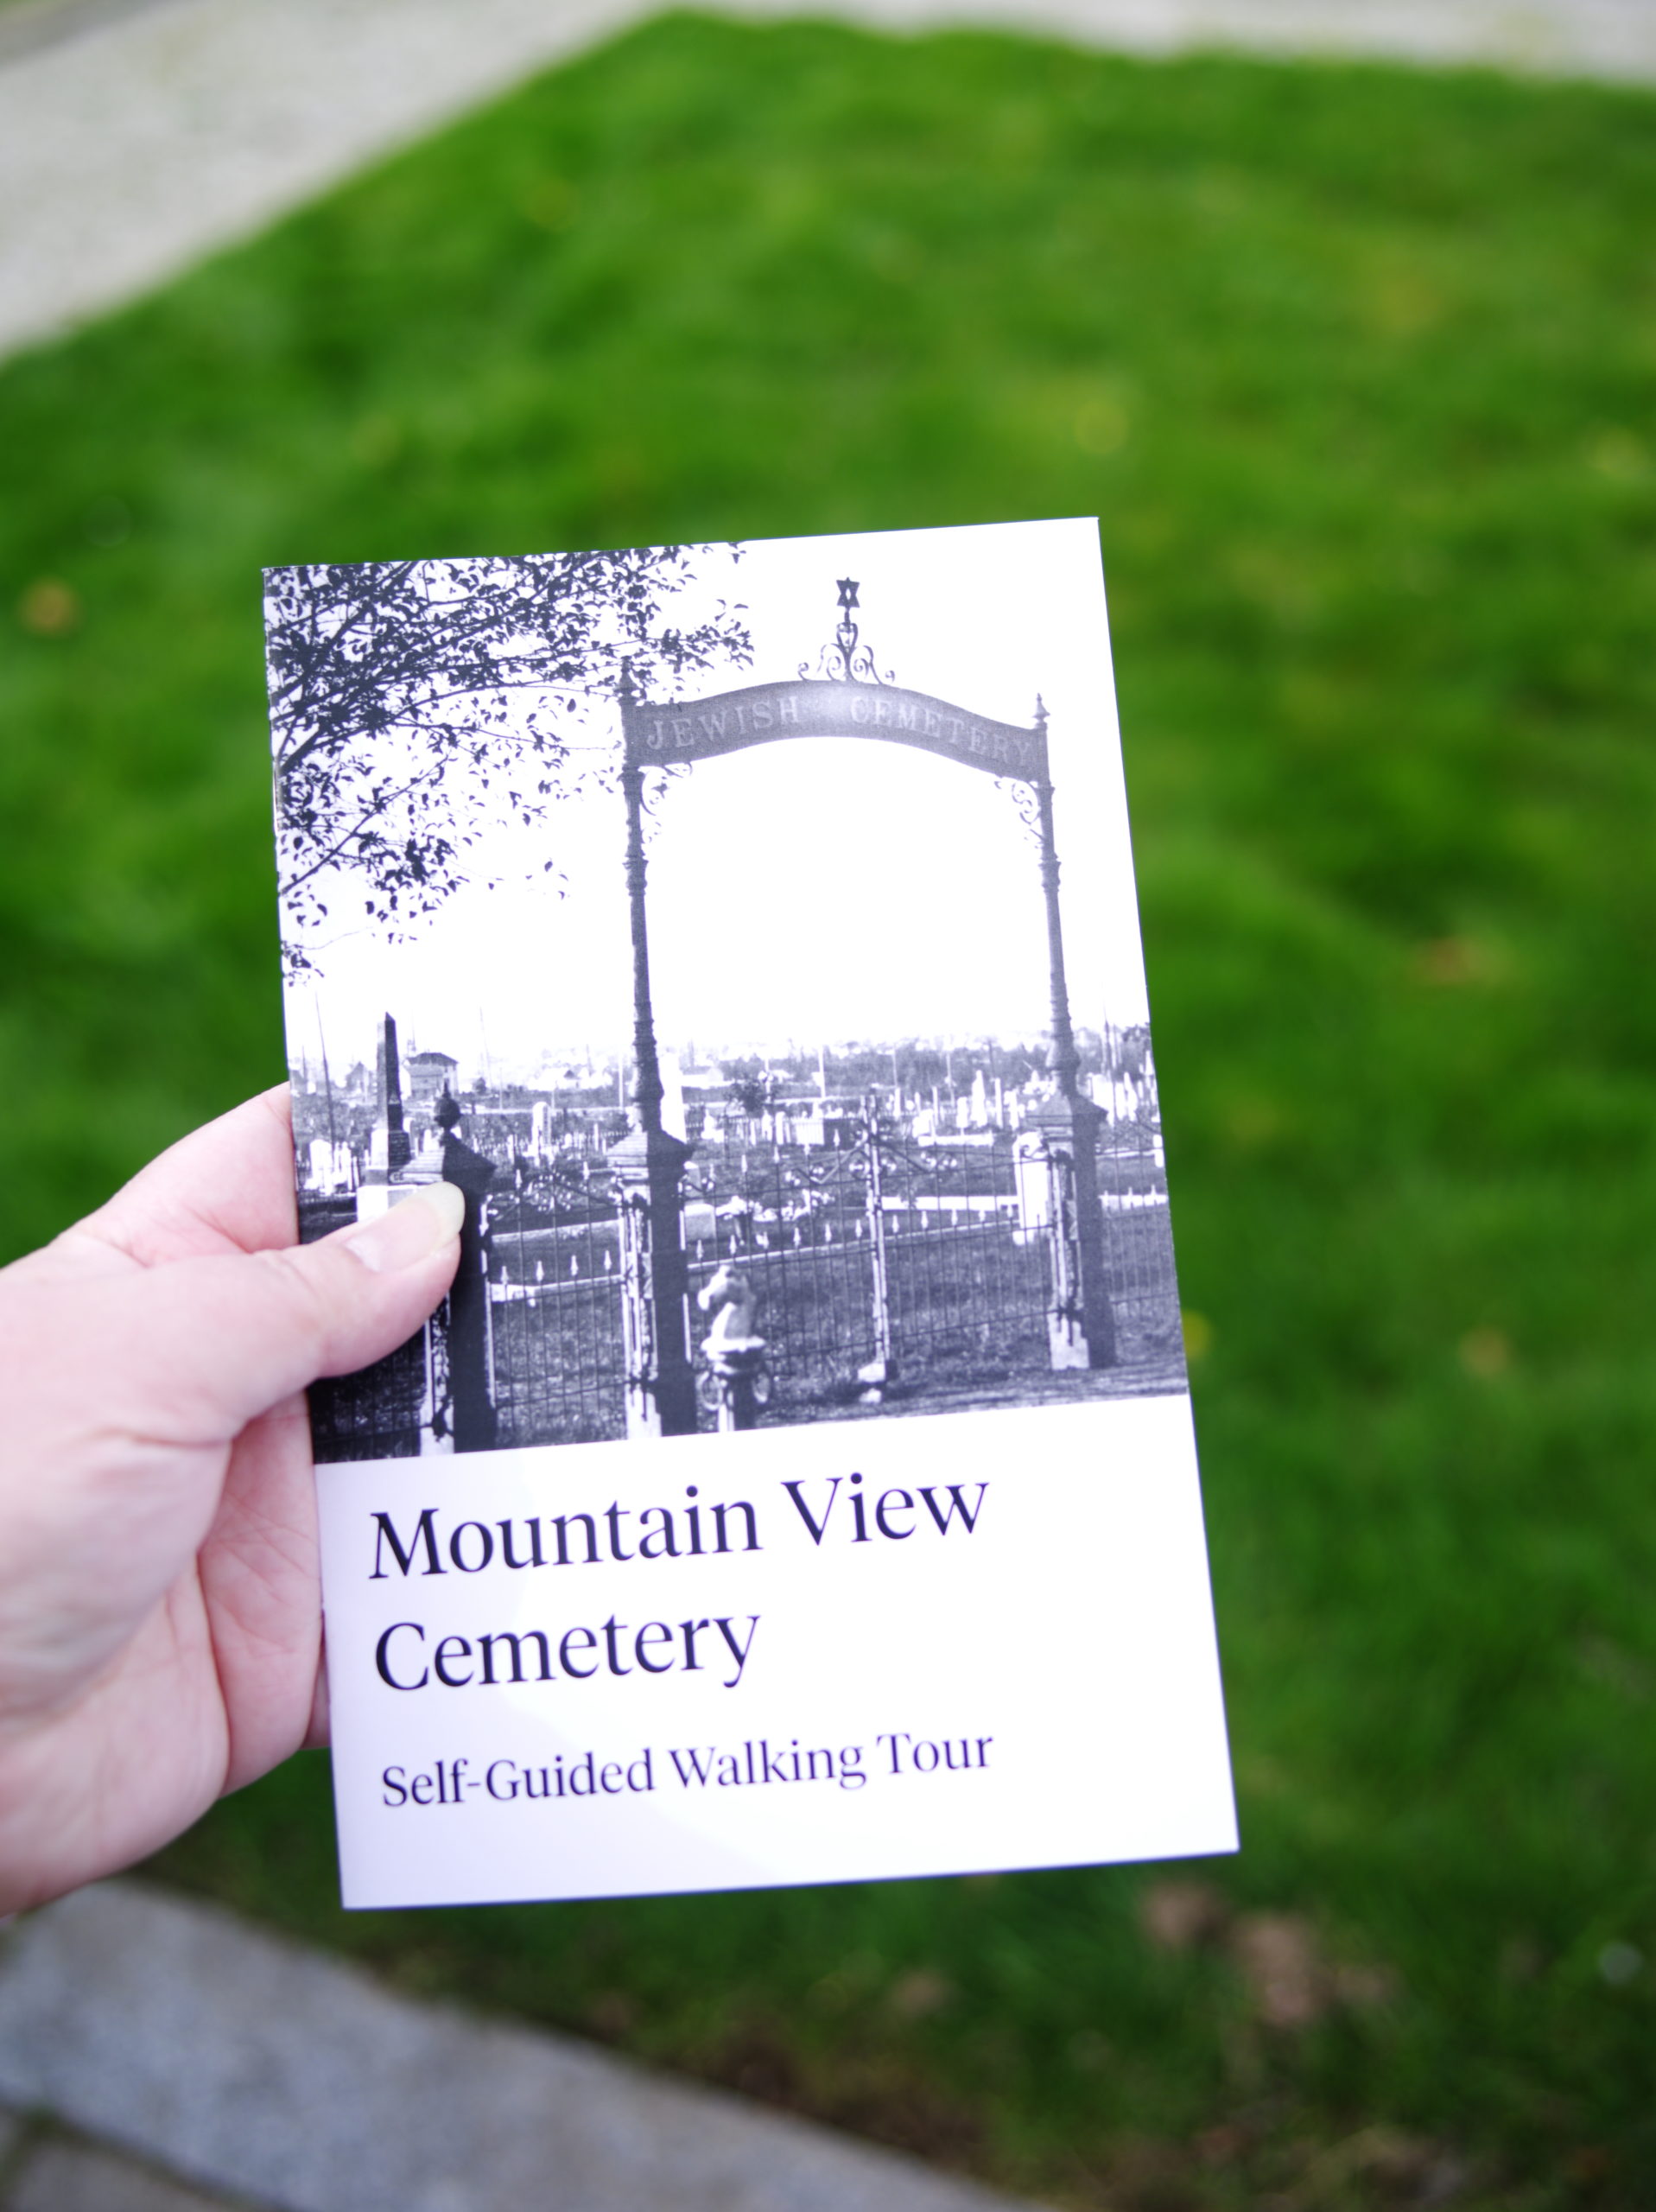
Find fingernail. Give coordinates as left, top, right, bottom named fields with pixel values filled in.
left=344, top=1183, right=466, bottom=1273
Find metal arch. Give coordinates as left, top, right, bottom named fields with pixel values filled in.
left=621, top=677, right=1049, bottom=787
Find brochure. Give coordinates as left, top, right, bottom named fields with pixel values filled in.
left=264, top=518, right=1235, bottom=1910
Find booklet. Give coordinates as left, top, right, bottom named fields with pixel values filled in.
left=265, top=518, right=1234, bottom=1910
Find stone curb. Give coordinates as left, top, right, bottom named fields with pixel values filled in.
left=0, top=0, right=177, bottom=72
left=2, top=0, right=1654, bottom=365
left=0, top=1881, right=1046, bottom=2212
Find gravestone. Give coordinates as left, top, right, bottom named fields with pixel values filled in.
left=356, top=1013, right=411, bottom=1222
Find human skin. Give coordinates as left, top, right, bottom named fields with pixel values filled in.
left=0, top=1086, right=461, bottom=1914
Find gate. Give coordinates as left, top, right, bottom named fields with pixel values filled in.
left=473, top=1096, right=1182, bottom=1448
left=682, top=1104, right=1050, bottom=1418
left=1093, top=1117, right=1181, bottom=1374
left=607, top=578, right=1123, bottom=1439
left=480, top=1158, right=627, bottom=1449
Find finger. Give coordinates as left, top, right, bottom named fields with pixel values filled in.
left=200, top=1395, right=324, bottom=1790
left=92, top=1182, right=468, bottom=1449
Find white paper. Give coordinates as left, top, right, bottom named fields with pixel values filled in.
left=268, top=518, right=1236, bottom=1908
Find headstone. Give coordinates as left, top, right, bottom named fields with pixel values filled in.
left=373, top=1014, right=411, bottom=1171
left=356, top=1012, right=412, bottom=1222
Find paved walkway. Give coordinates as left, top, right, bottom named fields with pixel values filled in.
left=2, top=0, right=1654, bottom=361
left=0, top=1881, right=1044, bottom=2212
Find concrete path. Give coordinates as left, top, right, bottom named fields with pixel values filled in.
left=0, top=1880, right=1044, bottom=2212
left=3, top=0, right=1654, bottom=363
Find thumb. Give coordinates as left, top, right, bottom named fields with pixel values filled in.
left=103, top=1183, right=469, bottom=1449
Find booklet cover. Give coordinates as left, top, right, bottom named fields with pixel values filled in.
left=265, top=518, right=1234, bottom=1910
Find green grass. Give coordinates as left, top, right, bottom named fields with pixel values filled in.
left=3, top=12, right=1655, bottom=2206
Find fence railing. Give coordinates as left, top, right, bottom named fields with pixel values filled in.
left=297, top=1195, right=435, bottom=1460
left=301, top=1106, right=1183, bottom=1459
left=482, top=1188, right=626, bottom=1450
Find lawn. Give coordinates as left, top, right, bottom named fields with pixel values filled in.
left=3, top=12, right=1655, bottom=2207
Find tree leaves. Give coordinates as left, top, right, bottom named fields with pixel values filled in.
left=267, top=548, right=749, bottom=973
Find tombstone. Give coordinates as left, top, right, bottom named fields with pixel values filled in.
left=356, top=1012, right=412, bottom=1221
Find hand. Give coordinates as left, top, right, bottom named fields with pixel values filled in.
left=0, top=1086, right=461, bottom=1913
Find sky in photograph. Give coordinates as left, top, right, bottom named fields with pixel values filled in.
left=282, top=518, right=1152, bottom=1086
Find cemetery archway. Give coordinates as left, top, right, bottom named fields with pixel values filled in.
left=608, top=582, right=1115, bottom=1439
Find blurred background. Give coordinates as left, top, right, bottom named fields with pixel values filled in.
left=2, top=2, right=1654, bottom=2206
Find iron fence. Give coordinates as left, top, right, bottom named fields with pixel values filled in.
left=482, top=1166, right=626, bottom=1449
left=299, top=1195, right=429, bottom=1459
left=1093, top=1118, right=1182, bottom=1364
left=301, top=1108, right=1183, bottom=1461
left=681, top=1122, right=1054, bottom=1417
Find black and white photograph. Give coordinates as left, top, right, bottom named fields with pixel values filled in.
left=269, top=518, right=1187, bottom=1463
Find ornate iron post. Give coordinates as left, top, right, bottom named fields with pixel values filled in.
left=435, top=1090, right=500, bottom=1452
left=1028, top=701, right=1117, bottom=1370
left=860, top=1092, right=896, bottom=1393
left=609, top=664, right=698, bottom=1439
